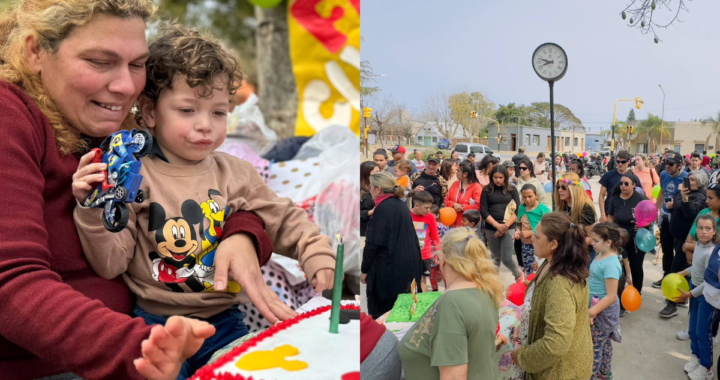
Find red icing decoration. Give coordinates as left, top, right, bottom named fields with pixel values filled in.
left=190, top=304, right=360, bottom=380
left=341, top=371, right=360, bottom=380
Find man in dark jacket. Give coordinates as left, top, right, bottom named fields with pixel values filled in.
left=511, top=147, right=528, bottom=167
left=659, top=169, right=708, bottom=318
left=409, top=154, right=448, bottom=208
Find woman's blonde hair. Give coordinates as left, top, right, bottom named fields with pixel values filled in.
left=440, top=227, right=504, bottom=308
left=555, top=172, right=595, bottom=225
left=369, top=171, right=405, bottom=199
left=0, top=0, right=156, bottom=155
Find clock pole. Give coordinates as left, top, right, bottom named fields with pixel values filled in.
left=549, top=80, right=556, bottom=210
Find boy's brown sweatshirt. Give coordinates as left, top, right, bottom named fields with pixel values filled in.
left=74, top=152, right=335, bottom=318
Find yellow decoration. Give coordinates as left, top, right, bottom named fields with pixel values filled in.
left=236, top=344, right=308, bottom=371
left=288, top=0, right=360, bottom=137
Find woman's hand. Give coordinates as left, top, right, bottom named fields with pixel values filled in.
left=213, top=234, right=297, bottom=324
left=494, top=230, right=504, bottom=239
left=133, top=316, right=215, bottom=380
left=681, top=185, right=690, bottom=202
left=453, top=203, right=463, bottom=212
left=497, top=224, right=509, bottom=234
left=665, top=198, right=674, bottom=210
left=626, top=277, right=633, bottom=287
left=72, top=150, right=107, bottom=203
left=511, top=349, right=519, bottom=364
left=360, top=273, right=367, bottom=284
left=368, top=208, right=374, bottom=216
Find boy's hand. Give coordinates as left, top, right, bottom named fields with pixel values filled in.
left=310, top=268, right=335, bottom=293
left=214, top=234, right=297, bottom=324
left=675, top=288, right=692, bottom=303
left=133, top=316, right=215, bottom=380
left=512, top=231, right=521, bottom=240
left=72, top=150, right=107, bottom=203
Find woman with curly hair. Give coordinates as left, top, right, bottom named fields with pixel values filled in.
left=0, top=1, right=286, bottom=378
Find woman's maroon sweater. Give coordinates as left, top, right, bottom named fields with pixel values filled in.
left=0, top=82, right=273, bottom=379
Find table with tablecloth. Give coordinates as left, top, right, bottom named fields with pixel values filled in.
left=375, top=299, right=523, bottom=380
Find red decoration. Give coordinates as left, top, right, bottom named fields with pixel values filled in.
left=341, top=372, right=360, bottom=380
left=190, top=304, right=360, bottom=380
left=290, top=0, right=347, bottom=54
left=526, top=273, right=536, bottom=282
left=507, top=283, right=527, bottom=306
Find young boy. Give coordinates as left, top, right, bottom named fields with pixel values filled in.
left=72, top=25, right=335, bottom=377
left=394, top=160, right=413, bottom=202
left=462, top=209, right=481, bottom=234
left=513, top=184, right=551, bottom=278
left=410, top=191, right=440, bottom=292
left=429, top=205, right=447, bottom=291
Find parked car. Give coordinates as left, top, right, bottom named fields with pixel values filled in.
left=454, top=143, right=501, bottom=162
left=438, top=139, right=451, bottom=150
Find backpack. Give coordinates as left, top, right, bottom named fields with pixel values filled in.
left=712, top=156, right=720, bottom=169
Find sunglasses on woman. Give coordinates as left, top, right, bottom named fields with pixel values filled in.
left=558, top=184, right=568, bottom=190
left=518, top=166, right=529, bottom=171
left=619, top=181, right=633, bottom=187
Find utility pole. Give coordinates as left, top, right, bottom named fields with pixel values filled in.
left=659, top=85, right=666, bottom=152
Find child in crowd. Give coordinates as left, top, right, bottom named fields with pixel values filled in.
left=410, top=191, right=441, bottom=292
left=512, top=184, right=550, bottom=278
left=394, top=160, right=413, bottom=202
left=429, top=205, right=447, bottom=291
left=676, top=215, right=717, bottom=380
left=394, top=160, right=412, bottom=189
left=587, top=223, right=626, bottom=380
left=462, top=209, right=482, bottom=238
left=72, top=25, right=335, bottom=377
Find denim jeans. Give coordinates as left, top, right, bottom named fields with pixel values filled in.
left=133, top=305, right=249, bottom=380
left=688, top=281, right=716, bottom=370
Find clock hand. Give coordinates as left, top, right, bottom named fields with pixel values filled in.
left=542, top=61, right=555, bottom=67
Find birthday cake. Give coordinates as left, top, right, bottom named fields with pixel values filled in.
left=191, top=305, right=360, bottom=380
left=386, top=292, right=442, bottom=322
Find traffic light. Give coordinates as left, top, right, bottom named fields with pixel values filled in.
left=635, top=97, right=643, bottom=109
left=471, top=111, right=477, bottom=118
left=364, top=126, right=370, bottom=139
left=363, top=107, right=372, bottom=118
left=628, top=126, right=635, bottom=134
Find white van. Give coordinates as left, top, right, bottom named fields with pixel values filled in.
left=454, top=143, right=501, bottom=161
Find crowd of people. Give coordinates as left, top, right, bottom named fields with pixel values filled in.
left=360, top=144, right=720, bottom=380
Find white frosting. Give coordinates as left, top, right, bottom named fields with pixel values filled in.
left=214, top=309, right=360, bottom=379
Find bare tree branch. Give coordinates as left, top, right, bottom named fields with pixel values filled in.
left=620, top=0, right=689, bottom=43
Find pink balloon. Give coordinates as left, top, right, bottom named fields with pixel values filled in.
left=582, top=151, right=588, bottom=157
left=634, top=200, right=657, bottom=227
left=686, top=154, right=691, bottom=158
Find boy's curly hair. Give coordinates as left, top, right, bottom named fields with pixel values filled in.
left=142, top=23, right=243, bottom=104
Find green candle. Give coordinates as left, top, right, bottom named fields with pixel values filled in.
left=329, top=235, right=344, bottom=333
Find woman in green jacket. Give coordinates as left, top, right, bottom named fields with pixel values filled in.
left=511, top=212, right=593, bottom=380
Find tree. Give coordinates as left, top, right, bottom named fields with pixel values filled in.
left=368, top=95, right=396, bottom=147
left=448, top=91, right=495, bottom=141
left=614, top=121, right=629, bottom=151
left=421, top=90, right=457, bottom=139
left=627, top=108, right=636, bottom=126
left=495, top=103, right=531, bottom=126
left=620, top=0, right=689, bottom=43
left=360, top=60, right=382, bottom=100
left=526, top=103, right=584, bottom=131
left=701, top=110, right=720, bottom=152
left=636, top=114, right=670, bottom=152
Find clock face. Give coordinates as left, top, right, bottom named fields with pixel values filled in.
left=532, top=43, right=567, bottom=81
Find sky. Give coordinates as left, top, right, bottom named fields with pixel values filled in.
left=361, top=0, right=720, bottom=132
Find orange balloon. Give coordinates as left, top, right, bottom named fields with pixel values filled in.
left=621, top=285, right=642, bottom=312
left=439, top=207, right=457, bottom=227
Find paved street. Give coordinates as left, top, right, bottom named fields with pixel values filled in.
left=360, top=153, right=720, bottom=378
